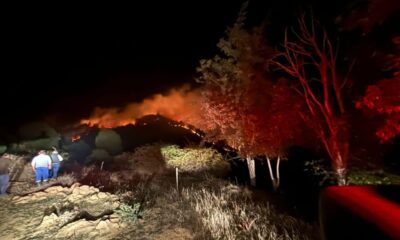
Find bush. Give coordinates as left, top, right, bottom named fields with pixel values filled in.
left=19, top=122, right=59, bottom=140
left=8, top=137, right=60, bottom=153
left=65, top=140, right=92, bottom=163
left=115, top=203, right=144, bottom=222
left=0, top=145, right=6, bottom=154
left=161, top=145, right=230, bottom=174
left=130, top=144, right=164, bottom=163
left=56, top=173, right=77, bottom=186
left=95, top=129, right=122, bottom=155
left=127, top=143, right=166, bottom=176
left=86, top=148, right=112, bottom=165
left=304, top=160, right=400, bottom=185
left=348, top=169, right=400, bottom=185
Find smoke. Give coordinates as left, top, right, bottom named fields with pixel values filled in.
left=80, top=85, right=202, bottom=128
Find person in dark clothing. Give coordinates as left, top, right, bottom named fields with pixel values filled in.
left=0, top=155, right=11, bottom=195
left=49, top=150, right=63, bottom=179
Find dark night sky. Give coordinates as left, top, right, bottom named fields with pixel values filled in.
left=1, top=0, right=378, bottom=129
left=2, top=1, right=247, bottom=127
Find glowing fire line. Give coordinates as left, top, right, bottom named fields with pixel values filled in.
left=80, top=85, right=202, bottom=131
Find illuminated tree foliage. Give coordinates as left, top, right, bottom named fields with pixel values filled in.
left=197, top=4, right=268, bottom=185
left=242, top=80, right=306, bottom=189
left=270, top=15, right=349, bottom=185
left=197, top=4, right=306, bottom=188
left=356, top=37, right=400, bottom=143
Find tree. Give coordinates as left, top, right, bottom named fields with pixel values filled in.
left=197, top=3, right=271, bottom=186
left=239, top=79, right=307, bottom=190
left=198, top=4, right=308, bottom=189
left=270, top=15, right=349, bottom=185
left=356, top=37, right=400, bottom=143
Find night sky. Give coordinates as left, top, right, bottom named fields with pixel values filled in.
left=1, top=0, right=390, bottom=129
left=2, top=1, right=246, bottom=128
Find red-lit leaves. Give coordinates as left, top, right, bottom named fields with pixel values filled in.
left=356, top=37, right=400, bottom=142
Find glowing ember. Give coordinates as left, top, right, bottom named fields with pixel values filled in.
left=71, top=135, right=81, bottom=142
left=80, top=85, right=202, bottom=129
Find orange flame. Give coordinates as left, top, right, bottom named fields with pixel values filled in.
left=71, top=135, right=81, bottom=142
left=80, top=85, right=202, bottom=129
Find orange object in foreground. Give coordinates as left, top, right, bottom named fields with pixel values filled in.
left=319, top=185, right=400, bottom=240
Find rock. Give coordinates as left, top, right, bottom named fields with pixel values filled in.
left=72, top=187, right=80, bottom=195
left=40, top=213, right=59, bottom=228
left=97, top=192, right=108, bottom=199
left=5, top=182, right=124, bottom=239
left=109, top=217, right=120, bottom=224
left=95, top=220, right=110, bottom=231
left=44, top=186, right=64, bottom=194
left=111, top=201, right=121, bottom=209
left=78, top=185, right=91, bottom=194
left=32, top=192, right=47, bottom=198
left=56, top=219, right=97, bottom=238
left=70, top=182, right=81, bottom=190
left=88, top=230, right=99, bottom=238
left=89, top=186, right=99, bottom=193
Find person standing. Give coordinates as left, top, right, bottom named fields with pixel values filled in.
left=31, top=150, right=51, bottom=186
left=49, top=150, right=63, bottom=179
left=0, top=155, right=11, bottom=195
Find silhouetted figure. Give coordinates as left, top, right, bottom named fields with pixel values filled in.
left=0, top=155, right=11, bottom=195
left=49, top=150, right=63, bottom=179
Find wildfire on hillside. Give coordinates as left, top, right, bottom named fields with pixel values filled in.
left=80, top=85, right=203, bottom=129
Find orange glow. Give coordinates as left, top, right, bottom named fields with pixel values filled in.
left=71, top=135, right=81, bottom=142
left=80, top=85, right=202, bottom=129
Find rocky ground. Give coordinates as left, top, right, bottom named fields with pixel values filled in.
left=0, top=154, right=197, bottom=240
left=0, top=182, right=196, bottom=240
left=0, top=153, right=319, bottom=240
left=0, top=184, right=123, bottom=239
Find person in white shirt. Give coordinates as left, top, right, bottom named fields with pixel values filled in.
left=31, top=150, right=52, bottom=185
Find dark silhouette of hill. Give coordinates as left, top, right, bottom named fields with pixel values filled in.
left=72, top=114, right=203, bottom=152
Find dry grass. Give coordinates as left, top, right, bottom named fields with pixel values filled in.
left=114, top=173, right=318, bottom=240
left=55, top=173, right=77, bottom=187
left=181, top=176, right=318, bottom=240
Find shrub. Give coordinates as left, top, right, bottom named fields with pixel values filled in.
left=65, top=140, right=92, bottom=163
left=130, top=144, right=164, bottom=163
left=128, top=144, right=166, bottom=175
left=304, top=159, right=336, bottom=186
left=304, top=160, right=400, bottom=185
left=0, top=145, right=6, bottom=154
left=8, top=137, right=60, bottom=153
left=161, top=145, right=230, bottom=174
left=19, top=122, right=59, bottom=140
left=56, top=173, right=77, bottom=186
left=95, top=129, right=122, bottom=155
left=116, top=203, right=144, bottom=222
left=86, top=148, right=112, bottom=165
left=348, top=169, right=400, bottom=185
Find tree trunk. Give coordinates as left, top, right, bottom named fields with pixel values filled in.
left=336, top=167, right=347, bottom=186
left=266, top=156, right=279, bottom=191
left=246, top=156, right=256, bottom=187
left=332, top=142, right=348, bottom=186
left=275, top=156, right=281, bottom=191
